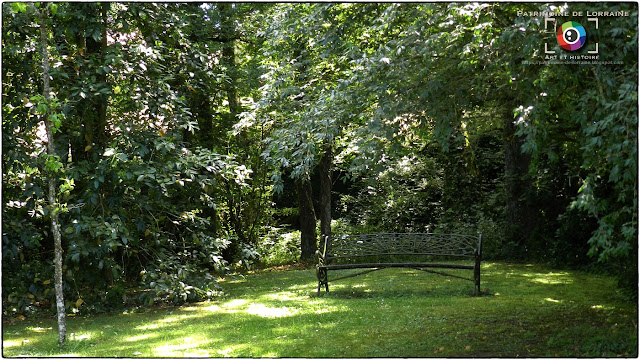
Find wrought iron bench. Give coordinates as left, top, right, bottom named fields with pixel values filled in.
left=316, top=233, right=482, bottom=295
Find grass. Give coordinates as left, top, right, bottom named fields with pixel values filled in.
left=3, top=262, right=637, bottom=357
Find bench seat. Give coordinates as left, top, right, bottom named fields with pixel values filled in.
left=320, top=263, right=475, bottom=270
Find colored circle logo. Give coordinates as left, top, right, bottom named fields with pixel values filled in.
left=557, top=21, right=586, bottom=51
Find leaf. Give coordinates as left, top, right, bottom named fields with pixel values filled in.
left=42, top=280, right=51, bottom=285
left=85, top=145, right=92, bottom=152
left=465, top=345, right=471, bottom=350
left=11, top=3, right=27, bottom=13
left=76, top=298, right=84, bottom=307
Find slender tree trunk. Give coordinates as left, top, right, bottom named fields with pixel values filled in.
left=297, top=179, right=317, bottom=261
left=318, top=141, right=333, bottom=250
left=94, top=3, right=109, bottom=150
left=35, top=5, right=66, bottom=345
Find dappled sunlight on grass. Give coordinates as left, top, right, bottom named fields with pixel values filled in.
left=27, top=326, right=52, bottom=333
left=3, top=339, right=23, bottom=348
left=152, top=336, right=212, bottom=357
left=261, top=291, right=307, bottom=302
left=200, top=304, right=224, bottom=313
left=135, top=313, right=201, bottom=330
left=245, top=303, right=298, bottom=318
left=216, top=344, right=252, bottom=357
left=223, top=298, right=249, bottom=309
left=522, top=271, right=573, bottom=285
left=314, top=306, right=337, bottom=314
left=70, top=333, right=92, bottom=341
left=2, top=263, right=637, bottom=358
left=590, top=304, right=615, bottom=310
left=192, top=298, right=250, bottom=314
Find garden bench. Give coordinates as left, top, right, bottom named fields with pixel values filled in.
left=316, top=233, right=482, bottom=295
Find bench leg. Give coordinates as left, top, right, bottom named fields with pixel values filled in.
left=316, top=267, right=328, bottom=294
left=317, top=280, right=329, bottom=294
left=473, top=258, right=481, bottom=296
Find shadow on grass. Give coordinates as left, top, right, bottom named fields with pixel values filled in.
left=3, top=263, right=637, bottom=357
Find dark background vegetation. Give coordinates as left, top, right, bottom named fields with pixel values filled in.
left=3, top=2, right=637, bottom=317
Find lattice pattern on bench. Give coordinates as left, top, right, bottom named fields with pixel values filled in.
left=316, top=232, right=483, bottom=295
left=326, top=233, right=479, bottom=260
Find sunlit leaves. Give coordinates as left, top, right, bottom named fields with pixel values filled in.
left=513, top=3, right=638, bottom=263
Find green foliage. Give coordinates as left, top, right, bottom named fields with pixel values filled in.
left=512, top=4, right=637, bottom=273
left=255, top=227, right=301, bottom=267
left=2, top=2, right=262, bottom=315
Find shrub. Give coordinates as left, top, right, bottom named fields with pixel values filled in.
left=256, top=227, right=301, bottom=266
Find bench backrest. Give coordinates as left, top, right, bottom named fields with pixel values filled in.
left=323, top=233, right=482, bottom=262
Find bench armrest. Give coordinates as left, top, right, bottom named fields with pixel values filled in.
left=317, top=235, right=331, bottom=266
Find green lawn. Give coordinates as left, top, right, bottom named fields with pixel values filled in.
left=3, top=262, right=637, bottom=357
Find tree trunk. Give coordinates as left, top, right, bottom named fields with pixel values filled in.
left=35, top=4, right=66, bottom=345
left=219, top=3, right=240, bottom=131
left=68, top=4, right=109, bottom=163
left=219, top=4, right=249, bottom=255
left=85, top=4, right=109, bottom=153
left=503, top=108, right=536, bottom=258
left=297, top=179, right=317, bottom=261
left=318, top=141, right=333, bottom=250
left=94, top=3, right=109, bottom=150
